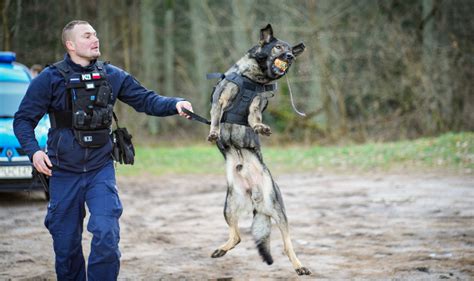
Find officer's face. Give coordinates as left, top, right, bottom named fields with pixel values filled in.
left=69, top=24, right=101, bottom=60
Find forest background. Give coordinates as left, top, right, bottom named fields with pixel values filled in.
left=1, top=0, right=473, bottom=145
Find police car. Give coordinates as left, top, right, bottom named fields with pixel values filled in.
left=0, top=52, right=49, bottom=196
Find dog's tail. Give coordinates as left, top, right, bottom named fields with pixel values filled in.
left=252, top=211, right=273, bottom=265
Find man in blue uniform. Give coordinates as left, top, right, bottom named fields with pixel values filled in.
left=13, top=20, right=193, bottom=280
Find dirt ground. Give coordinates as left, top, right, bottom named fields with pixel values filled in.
left=0, top=171, right=473, bottom=280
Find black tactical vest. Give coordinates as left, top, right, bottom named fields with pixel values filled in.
left=50, top=60, right=114, bottom=148
left=220, top=72, right=276, bottom=126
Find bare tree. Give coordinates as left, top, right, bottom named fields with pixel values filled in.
left=141, top=0, right=159, bottom=134
left=190, top=0, right=210, bottom=112
left=1, top=0, right=11, bottom=51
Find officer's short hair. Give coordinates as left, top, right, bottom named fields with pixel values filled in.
left=62, top=20, right=90, bottom=48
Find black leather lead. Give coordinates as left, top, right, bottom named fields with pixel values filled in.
left=182, top=108, right=211, bottom=125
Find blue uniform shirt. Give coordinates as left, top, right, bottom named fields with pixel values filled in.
left=14, top=54, right=184, bottom=172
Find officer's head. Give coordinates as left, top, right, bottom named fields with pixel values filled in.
left=62, top=20, right=100, bottom=61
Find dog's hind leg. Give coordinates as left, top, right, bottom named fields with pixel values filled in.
left=270, top=181, right=311, bottom=275
left=251, top=211, right=273, bottom=265
left=212, top=148, right=247, bottom=258
left=211, top=186, right=242, bottom=258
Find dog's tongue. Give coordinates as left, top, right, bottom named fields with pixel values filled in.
left=274, top=58, right=288, bottom=72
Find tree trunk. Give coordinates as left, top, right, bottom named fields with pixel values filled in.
left=13, top=0, right=21, bottom=50
left=190, top=0, right=210, bottom=112
left=231, top=0, right=252, bottom=59
left=163, top=1, right=176, bottom=129
left=120, top=0, right=131, bottom=71
left=97, top=0, right=111, bottom=59
left=141, top=0, right=159, bottom=134
left=319, top=0, right=348, bottom=138
left=1, top=0, right=11, bottom=51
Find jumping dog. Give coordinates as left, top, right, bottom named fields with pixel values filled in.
left=207, top=24, right=310, bottom=276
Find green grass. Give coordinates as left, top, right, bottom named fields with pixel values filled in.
left=115, top=132, right=474, bottom=177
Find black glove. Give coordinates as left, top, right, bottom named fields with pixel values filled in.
left=112, top=127, right=135, bottom=165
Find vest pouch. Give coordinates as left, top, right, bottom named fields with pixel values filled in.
left=95, top=82, right=112, bottom=107
left=74, top=129, right=110, bottom=148
left=73, top=110, right=89, bottom=129
left=89, top=105, right=113, bottom=130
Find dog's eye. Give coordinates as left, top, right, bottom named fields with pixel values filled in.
left=275, top=45, right=282, bottom=50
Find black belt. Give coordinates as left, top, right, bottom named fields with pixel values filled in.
left=49, top=111, right=72, bottom=128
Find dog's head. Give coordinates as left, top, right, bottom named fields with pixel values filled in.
left=248, top=24, right=305, bottom=81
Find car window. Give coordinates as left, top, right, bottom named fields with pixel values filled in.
left=0, top=82, right=29, bottom=117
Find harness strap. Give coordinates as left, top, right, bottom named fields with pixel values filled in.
left=50, top=111, right=72, bottom=128
left=113, top=112, right=121, bottom=128
left=49, top=60, right=74, bottom=129
left=207, top=72, right=277, bottom=91
left=53, top=60, right=71, bottom=78
left=206, top=72, right=225, bottom=80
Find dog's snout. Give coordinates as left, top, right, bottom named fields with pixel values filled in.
left=285, top=53, right=295, bottom=60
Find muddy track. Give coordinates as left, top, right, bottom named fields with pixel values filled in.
left=0, top=172, right=473, bottom=280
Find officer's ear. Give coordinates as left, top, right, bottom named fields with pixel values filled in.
left=65, top=40, right=75, bottom=52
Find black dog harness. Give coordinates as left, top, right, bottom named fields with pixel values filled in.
left=181, top=72, right=277, bottom=127
left=208, top=72, right=277, bottom=126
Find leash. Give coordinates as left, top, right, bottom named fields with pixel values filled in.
left=286, top=74, right=306, bottom=117
left=182, top=108, right=211, bottom=125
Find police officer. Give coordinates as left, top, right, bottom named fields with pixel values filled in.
left=13, top=20, right=193, bottom=280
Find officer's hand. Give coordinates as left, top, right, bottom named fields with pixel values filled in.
left=176, top=101, right=193, bottom=119
left=32, top=150, right=52, bottom=176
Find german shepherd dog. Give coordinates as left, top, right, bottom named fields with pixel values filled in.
left=207, top=24, right=310, bottom=275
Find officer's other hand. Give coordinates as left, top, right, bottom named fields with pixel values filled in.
left=33, top=150, right=52, bottom=176
left=176, top=101, right=193, bottom=119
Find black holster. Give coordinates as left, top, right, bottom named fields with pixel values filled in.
left=32, top=168, right=50, bottom=197
left=112, top=127, right=135, bottom=165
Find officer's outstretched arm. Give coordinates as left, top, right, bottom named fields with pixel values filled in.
left=117, top=74, right=186, bottom=117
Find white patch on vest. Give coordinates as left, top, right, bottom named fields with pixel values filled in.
left=84, top=136, right=93, bottom=142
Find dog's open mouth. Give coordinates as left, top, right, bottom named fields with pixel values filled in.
left=272, top=58, right=289, bottom=76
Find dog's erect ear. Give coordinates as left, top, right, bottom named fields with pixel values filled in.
left=260, top=24, right=274, bottom=45
left=292, top=42, right=306, bottom=57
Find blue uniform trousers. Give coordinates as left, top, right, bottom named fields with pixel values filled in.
left=44, top=162, right=123, bottom=281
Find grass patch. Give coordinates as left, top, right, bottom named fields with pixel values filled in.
left=116, top=132, right=473, bottom=177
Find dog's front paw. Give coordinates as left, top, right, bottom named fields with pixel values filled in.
left=295, top=267, right=312, bottom=275
left=211, top=249, right=227, bottom=258
left=207, top=131, right=219, bottom=142
left=253, top=123, right=272, bottom=136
